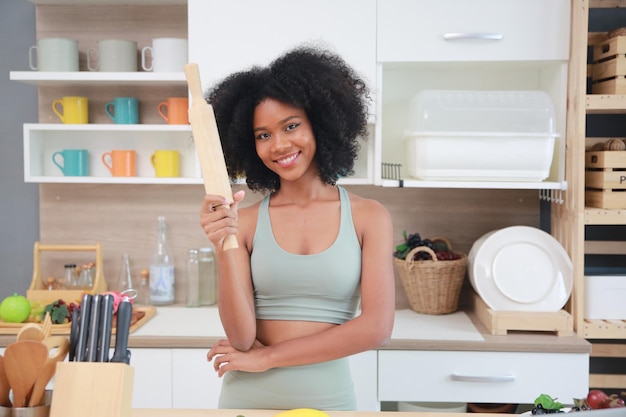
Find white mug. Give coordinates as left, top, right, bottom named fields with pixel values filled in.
left=141, top=38, right=188, bottom=72
left=29, top=38, right=79, bottom=71
left=88, top=39, right=138, bottom=72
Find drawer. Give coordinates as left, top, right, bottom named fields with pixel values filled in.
left=378, top=350, right=588, bottom=404
left=377, top=0, right=570, bottom=62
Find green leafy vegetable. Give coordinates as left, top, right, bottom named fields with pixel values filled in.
left=42, top=299, right=71, bottom=324
left=534, top=393, right=564, bottom=410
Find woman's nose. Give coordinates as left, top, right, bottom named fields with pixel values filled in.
left=271, top=133, right=290, bottom=151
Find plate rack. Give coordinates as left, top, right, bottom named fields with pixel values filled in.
left=471, top=292, right=574, bottom=336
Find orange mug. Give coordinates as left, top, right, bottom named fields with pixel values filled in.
left=102, top=150, right=136, bottom=177
left=158, top=97, right=189, bottom=124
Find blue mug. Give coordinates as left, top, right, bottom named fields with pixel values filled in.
left=105, top=97, right=139, bottom=124
left=52, top=149, right=88, bottom=176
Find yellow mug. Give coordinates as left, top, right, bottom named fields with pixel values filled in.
left=52, top=96, right=88, bottom=124
left=151, top=150, right=180, bottom=177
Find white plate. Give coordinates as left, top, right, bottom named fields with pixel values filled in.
left=469, top=226, right=573, bottom=311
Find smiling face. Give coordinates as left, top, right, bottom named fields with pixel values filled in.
left=253, top=98, right=318, bottom=183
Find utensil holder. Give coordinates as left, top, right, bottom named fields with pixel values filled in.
left=27, top=242, right=107, bottom=304
left=49, top=362, right=134, bottom=417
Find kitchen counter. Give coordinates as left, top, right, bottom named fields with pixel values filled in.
left=0, top=306, right=591, bottom=353
left=125, top=306, right=591, bottom=353
left=132, top=411, right=503, bottom=417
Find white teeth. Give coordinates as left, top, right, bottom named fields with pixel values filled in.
left=277, top=153, right=298, bottom=165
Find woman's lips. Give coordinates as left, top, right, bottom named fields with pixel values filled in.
left=275, top=152, right=300, bottom=167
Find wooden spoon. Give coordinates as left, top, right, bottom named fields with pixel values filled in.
left=0, top=355, right=11, bottom=407
left=16, top=323, right=44, bottom=343
left=28, top=336, right=70, bottom=407
left=42, top=313, right=52, bottom=339
left=3, top=340, right=48, bottom=408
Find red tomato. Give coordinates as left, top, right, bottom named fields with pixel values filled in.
left=587, top=390, right=610, bottom=409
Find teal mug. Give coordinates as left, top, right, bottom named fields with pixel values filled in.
left=105, top=97, right=139, bottom=124
left=52, top=149, right=88, bottom=176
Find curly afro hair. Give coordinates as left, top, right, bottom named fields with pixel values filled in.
left=206, top=45, right=371, bottom=193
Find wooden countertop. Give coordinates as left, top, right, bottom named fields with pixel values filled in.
left=132, top=410, right=507, bottom=417
left=0, top=306, right=591, bottom=353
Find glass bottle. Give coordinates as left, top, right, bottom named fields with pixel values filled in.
left=63, top=263, right=78, bottom=289
left=116, top=254, right=134, bottom=293
left=198, top=246, right=217, bottom=306
left=78, top=263, right=94, bottom=290
left=149, top=216, right=175, bottom=305
left=185, top=249, right=200, bottom=307
left=137, top=269, right=151, bottom=305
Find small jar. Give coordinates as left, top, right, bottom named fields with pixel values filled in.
left=198, top=247, right=217, bottom=306
left=185, top=249, right=200, bottom=307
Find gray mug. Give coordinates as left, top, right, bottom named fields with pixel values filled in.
left=29, top=38, right=79, bottom=72
left=88, top=39, right=138, bottom=72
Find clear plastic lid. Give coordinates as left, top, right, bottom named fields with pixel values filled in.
left=407, top=90, right=557, bottom=135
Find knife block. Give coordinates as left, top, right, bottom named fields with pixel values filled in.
left=49, top=362, right=134, bottom=417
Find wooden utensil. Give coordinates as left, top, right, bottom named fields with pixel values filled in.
left=28, top=336, right=70, bottom=407
left=42, top=312, right=52, bottom=339
left=16, top=323, right=44, bottom=343
left=0, top=355, right=11, bottom=407
left=3, top=340, right=48, bottom=407
left=184, top=63, right=238, bottom=251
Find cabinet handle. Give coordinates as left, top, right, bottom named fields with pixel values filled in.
left=450, top=373, right=515, bottom=383
left=443, top=33, right=503, bottom=41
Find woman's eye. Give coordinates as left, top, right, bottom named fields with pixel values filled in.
left=285, top=122, right=300, bottom=132
left=256, top=132, right=270, bottom=140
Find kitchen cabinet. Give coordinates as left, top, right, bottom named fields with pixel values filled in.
left=10, top=1, right=190, bottom=185
left=375, top=0, right=571, bottom=190
left=552, top=0, right=626, bottom=390
left=131, top=349, right=378, bottom=411
left=378, top=350, right=588, bottom=404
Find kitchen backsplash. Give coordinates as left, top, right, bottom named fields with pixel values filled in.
left=38, top=183, right=540, bottom=307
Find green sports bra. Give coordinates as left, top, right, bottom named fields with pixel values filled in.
left=250, top=186, right=362, bottom=324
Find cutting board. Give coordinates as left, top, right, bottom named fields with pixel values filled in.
left=0, top=306, right=156, bottom=335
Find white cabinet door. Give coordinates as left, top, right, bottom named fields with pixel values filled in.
left=377, top=0, right=570, bottom=62
left=131, top=348, right=173, bottom=408
left=349, top=351, right=379, bottom=411
left=188, top=0, right=377, bottom=90
left=378, top=350, right=588, bottom=404
left=172, top=348, right=222, bottom=409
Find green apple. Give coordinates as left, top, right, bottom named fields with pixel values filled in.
left=0, top=293, right=31, bottom=323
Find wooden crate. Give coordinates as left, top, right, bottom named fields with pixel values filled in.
left=585, top=151, right=626, bottom=209
left=592, top=36, right=626, bottom=93
left=471, top=293, right=573, bottom=336
left=27, top=242, right=108, bottom=304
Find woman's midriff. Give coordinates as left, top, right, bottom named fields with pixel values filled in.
left=256, top=319, right=337, bottom=346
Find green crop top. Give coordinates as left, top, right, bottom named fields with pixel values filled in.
left=250, top=186, right=362, bottom=324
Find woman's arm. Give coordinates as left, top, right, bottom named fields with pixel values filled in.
left=200, top=191, right=257, bottom=351
left=209, top=197, right=395, bottom=374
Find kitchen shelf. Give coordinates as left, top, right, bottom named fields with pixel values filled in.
left=381, top=179, right=567, bottom=190
left=10, top=71, right=186, bottom=87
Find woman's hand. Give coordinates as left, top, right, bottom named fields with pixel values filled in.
left=207, top=338, right=268, bottom=377
left=200, top=190, right=245, bottom=248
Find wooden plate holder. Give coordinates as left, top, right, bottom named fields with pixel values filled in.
left=27, top=242, right=108, bottom=304
left=50, top=362, right=134, bottom=417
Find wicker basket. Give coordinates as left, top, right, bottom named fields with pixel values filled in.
left=394, top=245, right=468, bottom=315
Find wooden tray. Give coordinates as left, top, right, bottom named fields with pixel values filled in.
left=0, top=306, right=156, bottom=335
left=471, top=292, right=573, bottom=336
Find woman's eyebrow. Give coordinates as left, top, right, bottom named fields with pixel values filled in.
left=253, top=115, right=300, bottom=133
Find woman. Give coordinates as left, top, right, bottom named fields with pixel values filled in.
left=200, top=46, right=395, bottom=411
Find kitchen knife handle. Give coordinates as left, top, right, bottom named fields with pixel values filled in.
left=85, top=294, right=102, bottom=362
left=96, top=293, right=114, bottom=362
left=75, top=293, right=92, bottom=362
left=111, top=300, right=132, bottom=364
left=69, top=307, right=80, bottom=362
